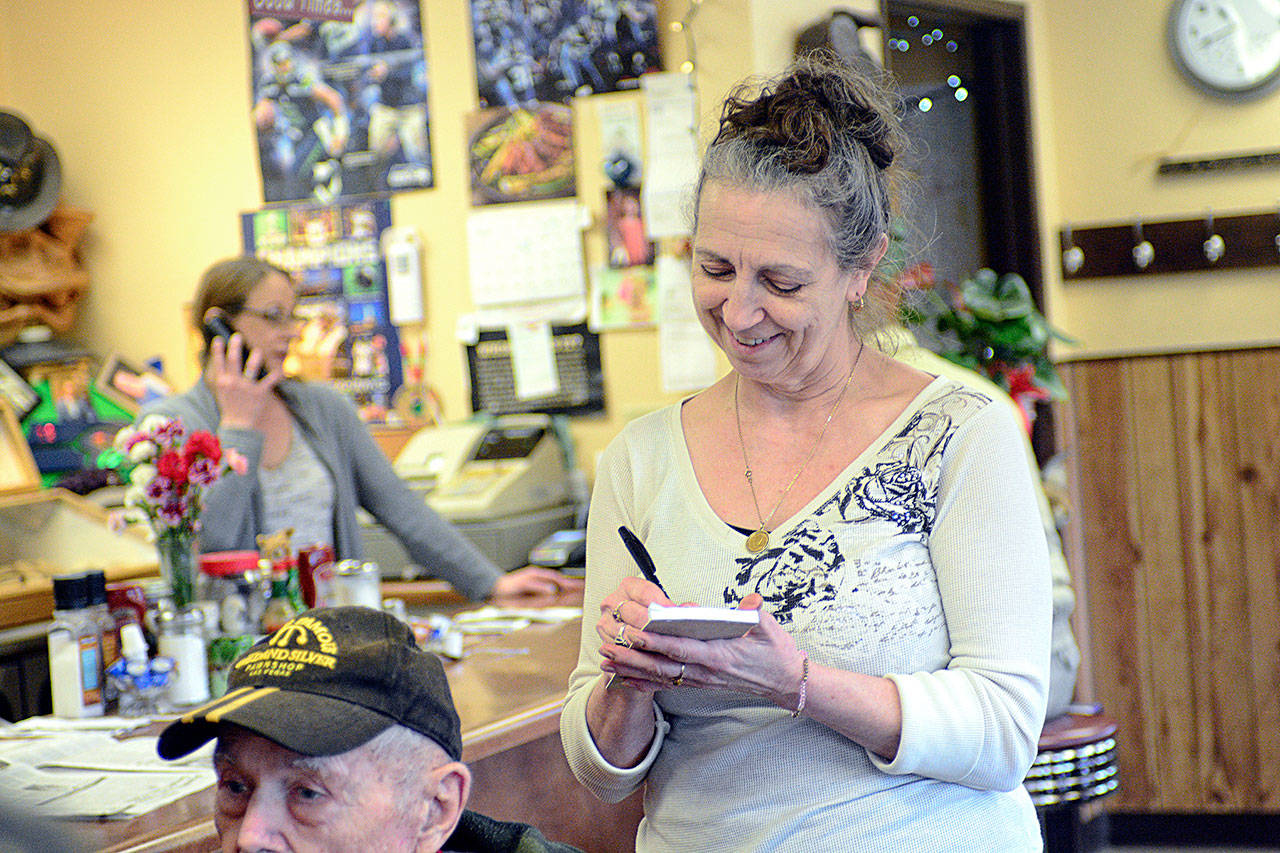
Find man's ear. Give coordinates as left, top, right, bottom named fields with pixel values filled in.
left=415, top=761, right=471, bottom=853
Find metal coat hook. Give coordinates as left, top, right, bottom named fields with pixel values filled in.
left=1132, top=222, right=1154, bottom=270
left=1203, top=211, right=1225, bottom=263
left=1062, top=226, right=1084, bottom=275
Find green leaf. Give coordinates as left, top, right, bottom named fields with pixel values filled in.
left=961, top=269, right=1035, bottom=321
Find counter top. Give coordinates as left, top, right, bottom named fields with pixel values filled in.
left=70, top=586, right=594, bottom=853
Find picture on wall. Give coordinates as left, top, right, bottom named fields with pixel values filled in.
left=467, top=102, right=576, bottom=205
left=591, top=265, right=655, bottom=329
left=246, top=0, right=433, bottom=204
left=605, top=187, right=654, bottom=267
left=94, top=356, right=173, bottom=415
left=470, top=0, right=661, bottom=108
left=241, top=199, right=403, bottom=422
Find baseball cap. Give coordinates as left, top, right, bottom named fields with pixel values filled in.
left=157, top=606, right=462, bottom=761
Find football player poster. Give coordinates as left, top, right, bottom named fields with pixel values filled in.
left=247, top=0, right=433, bottom=203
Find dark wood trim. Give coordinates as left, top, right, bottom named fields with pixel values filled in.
left=1059, top=210, right=1280, bottom=279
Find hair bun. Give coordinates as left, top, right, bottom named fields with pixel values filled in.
left=716, top=59, right=897, bottom=174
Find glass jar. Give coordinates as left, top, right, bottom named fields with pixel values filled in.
left=331, top=560, right=382, bottom=609
left=198, top=550, right=269, bottom=636
left=157, top=606, right=210, bottom=708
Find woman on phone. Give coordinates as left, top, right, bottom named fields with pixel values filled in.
left=140, top=256, right=579, bottom=601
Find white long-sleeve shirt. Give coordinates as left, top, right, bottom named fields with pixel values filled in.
left=561, top=377, right=1051, bottom=852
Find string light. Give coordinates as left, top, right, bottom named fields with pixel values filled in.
left=670, top=0, right=702, bottom=74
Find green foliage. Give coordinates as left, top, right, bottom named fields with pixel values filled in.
left=905, top=268, right=1074, bottom=402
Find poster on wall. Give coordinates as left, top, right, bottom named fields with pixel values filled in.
left=466, top=102, right=576, bottom=206
left=241, top=199, right=403, bottom=422
left=470, top=0, right=661, bottom=108
left=246, top=0, right=433, bottom=204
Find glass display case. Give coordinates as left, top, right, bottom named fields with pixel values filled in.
left=0, top=489, right=157, bottom=631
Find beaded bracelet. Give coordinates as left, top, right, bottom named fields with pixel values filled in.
left=791, top=650, right=809, bottom=718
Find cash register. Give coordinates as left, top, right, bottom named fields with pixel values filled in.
left=361, top=415, right=578, bottom=575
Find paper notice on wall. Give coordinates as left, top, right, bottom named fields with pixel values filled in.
left=507, top=318, right=561, bottom=399
left=381, top=226, right=424, bottom=324
left=596, top=99, right=644, bottom=185
left=656, top=254, right=718, bottom=392
left=467, top=201, right=587, bottom=306
left=641, top=73, right=700, bottom=238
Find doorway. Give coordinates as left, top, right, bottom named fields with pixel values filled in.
left=882, top=0, right=1051, bottom=460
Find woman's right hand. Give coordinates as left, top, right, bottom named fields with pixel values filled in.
left=584, top=575, right=675, bottom=767
left=206, top=332, right=282, bottom=430
left=595, top=575, right=675, bottom=688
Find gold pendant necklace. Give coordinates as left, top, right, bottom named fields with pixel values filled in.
left=734, top=344, right=864, bottom=554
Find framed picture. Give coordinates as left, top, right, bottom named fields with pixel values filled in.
left=605, top=187, right=654, bottom=268
left=0, top=358, right=39, bottom=422
left=0, top=400, right=39, bottom=495
left=94, top=355, right=173, bottom=415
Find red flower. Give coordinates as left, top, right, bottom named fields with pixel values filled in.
left=155, top=450, right=189, bottom=484
left=896, top=262, right=936, bottom=290
left=999, top=362, right=1050, bottom=403
left=183, top=431, right=222, bottom=465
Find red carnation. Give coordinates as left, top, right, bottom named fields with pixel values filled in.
left=155, top=450, right=189, bottom=484
left=183, top=431, right=222, bottom=465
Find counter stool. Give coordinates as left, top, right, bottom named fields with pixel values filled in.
left=1024, top=707, right=1118, bottom=853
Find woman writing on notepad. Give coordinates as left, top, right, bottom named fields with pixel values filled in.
left=560, top=54, right=1051, bottom=851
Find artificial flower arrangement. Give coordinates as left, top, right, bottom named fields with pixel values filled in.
left=898, top=263, right=1074, bottom=433
left=110, top=415, right=246, bottom=606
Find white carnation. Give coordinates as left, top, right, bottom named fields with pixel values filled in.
left=138, top=414, right=170, bottom=435
left=128, top=440, right=157, bottom=462
left=130, top=463, right=158, bottom=487
left=113, top=427, right=137, bottom=452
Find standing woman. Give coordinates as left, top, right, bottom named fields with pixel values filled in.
left=141, top=257, right=578, bottom=601
left=560, top=55, right=1051, bottom=851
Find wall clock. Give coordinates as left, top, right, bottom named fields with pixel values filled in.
left=1167, top=0, right=1280, bottom=100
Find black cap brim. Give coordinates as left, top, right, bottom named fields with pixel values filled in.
left=157, top=685, right=396, bottom=760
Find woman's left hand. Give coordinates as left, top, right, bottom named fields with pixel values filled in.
left=602, top=592, right=807, bottom=710
left=489, top=565, right=584, bottom=599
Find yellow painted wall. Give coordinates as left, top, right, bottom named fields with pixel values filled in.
left=1033, top=0, right=1280, bottom=359
left=0, top=0, right=879, bottom=476
left=2, top=0, right=1276, bottom=476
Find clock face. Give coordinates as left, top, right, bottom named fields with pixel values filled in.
left=1169, top=0, right=1280, bottom=98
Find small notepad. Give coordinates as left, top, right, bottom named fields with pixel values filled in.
left=643, top=604, right=759, bottom=640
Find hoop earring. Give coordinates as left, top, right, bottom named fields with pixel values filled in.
left=852, top=295, right=865, bottom=311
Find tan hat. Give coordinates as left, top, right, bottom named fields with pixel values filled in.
left=0, top=111, right=61, bottom=233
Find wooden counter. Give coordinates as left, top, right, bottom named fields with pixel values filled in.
left=67, top=587, right=642, bottom=853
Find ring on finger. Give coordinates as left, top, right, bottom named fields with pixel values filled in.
left=614, top=624, right=628, bottom=645
left=672, top=663, right=686, bottom=687
left=611, top=603, right=623, bottom=622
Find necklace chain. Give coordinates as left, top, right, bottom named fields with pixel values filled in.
left=734, top=343, right=864, bottom=554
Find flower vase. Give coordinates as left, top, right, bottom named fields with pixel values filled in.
left=156, top=529, right=197, bottom=609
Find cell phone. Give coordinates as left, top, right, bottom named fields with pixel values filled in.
left=203, top=314, right=268, bottom=380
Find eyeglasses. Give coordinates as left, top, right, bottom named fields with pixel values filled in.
left=237, top=306, right=304, bottom=327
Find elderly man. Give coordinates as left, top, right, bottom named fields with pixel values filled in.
left=158, top=606, right=579, bottom=853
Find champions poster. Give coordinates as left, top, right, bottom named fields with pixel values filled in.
left=247, top=0, right=433, bottom=203
left=241, top=199, right=403, bottom=421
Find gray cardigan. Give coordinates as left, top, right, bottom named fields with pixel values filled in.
left=141, top=380, right=502, bottom=600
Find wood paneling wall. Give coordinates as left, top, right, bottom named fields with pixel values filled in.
left=1060, top=350, right=1280, bottom=813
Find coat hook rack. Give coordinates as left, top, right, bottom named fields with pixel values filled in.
left=1059, top=208, right=1280, bottom=280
